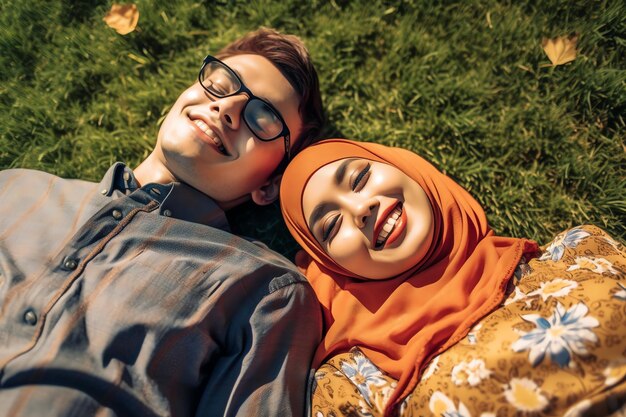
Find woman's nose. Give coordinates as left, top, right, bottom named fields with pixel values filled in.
left=352, top=197, right=379, bottom=229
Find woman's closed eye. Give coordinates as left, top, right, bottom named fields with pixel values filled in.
left=351, top=163, right=371, bottom=192
left=322, top=213, right=342, bottom=242
left=320, top=162, right=370, bottom=242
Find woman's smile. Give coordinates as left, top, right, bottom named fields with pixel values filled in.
left=374, top=202, right=406, bottom=249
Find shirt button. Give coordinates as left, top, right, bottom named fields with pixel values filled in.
left=63, top=258, right=78, bottom=270
left=163, top=209, right=172, bottom=217
left=101, top=189, right=108, bottom=195
left=23, top=309, right=37, bottom=326
left=150, top=187, right=161, bottom=195
left=112, top=209, right=123, bottom=220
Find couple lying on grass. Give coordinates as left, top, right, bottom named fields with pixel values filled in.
left=1, top=27, right=624, bottom=417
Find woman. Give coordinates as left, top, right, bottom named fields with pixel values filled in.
left=280, top=139, right=626, bottom=417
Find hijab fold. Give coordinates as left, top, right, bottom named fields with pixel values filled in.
left=280, top=139, right=538, bottom=415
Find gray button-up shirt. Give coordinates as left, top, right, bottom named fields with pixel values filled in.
left=0, top=163, right=322, bottom=417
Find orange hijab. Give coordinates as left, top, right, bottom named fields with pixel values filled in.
left=280, top=139, right=538, bottom=414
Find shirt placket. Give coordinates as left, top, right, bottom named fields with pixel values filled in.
left=0, top=184, right=161, bottom=373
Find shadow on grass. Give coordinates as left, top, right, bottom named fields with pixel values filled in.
left=227, top=123, right=345, bottom=261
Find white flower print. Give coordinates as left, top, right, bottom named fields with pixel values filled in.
left=603, top=359, right=626, bottom=387
left=540, top=228, right=590, bottom=262
left=399, top=393, right=412, bottom=416
left=503, top=377, right=549, bottom=412
left=340, top=350, right=388, bottom=406
left=422, top=355, right=441, bottom=381
left=451, top=359, right=491, bottom=386
left=567, top=256, right=619, bottom=275
left=504, top=287, right=528, bottom=306
left=527, top=278, right=578, bottom=301
left=511, top=302, right=599, bottom=367
left=429, top=391, right=471, bottom=417
left=604, top=236, right=623, bottom=251
left=359, top=385, right=395, bottom=416
left=466, top=322, right=482, bottom=345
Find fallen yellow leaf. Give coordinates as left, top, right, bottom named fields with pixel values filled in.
left=542, top=34, right=578, bottom=66
left=103, top=4, right=139, bottom=35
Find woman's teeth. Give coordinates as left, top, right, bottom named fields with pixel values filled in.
left=376, top=205, right=402, bottom=247
left=193, top=119, right=227, bottom=154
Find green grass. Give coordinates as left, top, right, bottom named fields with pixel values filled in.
left=1, top=0, right=624, bottom=259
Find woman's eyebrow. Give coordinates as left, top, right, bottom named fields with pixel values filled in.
left=334, top=158, right=357, bottom=185
left=308, top=203, right=334, bottom=231
left=307, top=159, right=358, bottom=232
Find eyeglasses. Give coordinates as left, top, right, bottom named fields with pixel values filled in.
left=198, top=55, right=291, bottom=161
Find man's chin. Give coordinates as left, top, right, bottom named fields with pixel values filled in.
left=215, top=193, right=251, bottom=211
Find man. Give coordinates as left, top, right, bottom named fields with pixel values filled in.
left=0, top=28, right=324, bottom=417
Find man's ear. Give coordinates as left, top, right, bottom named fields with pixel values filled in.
left=250, top=174, right=282, bottom=206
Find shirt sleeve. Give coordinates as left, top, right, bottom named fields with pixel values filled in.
left=195, top=276, right=323, bottom=417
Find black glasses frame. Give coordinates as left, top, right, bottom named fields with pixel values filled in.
left=198, top=55, right=291, bottom=161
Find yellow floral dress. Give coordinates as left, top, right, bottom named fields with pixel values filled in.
left=311, top=225, right=626, bottom=417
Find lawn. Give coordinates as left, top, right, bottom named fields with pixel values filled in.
left=1, top=0, right=624, bottom=259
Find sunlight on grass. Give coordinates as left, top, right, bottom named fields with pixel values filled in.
left=1, top=0, right=624, bottom=258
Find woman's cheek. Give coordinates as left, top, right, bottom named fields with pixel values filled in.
left=331, top=232, right=360, bottom=263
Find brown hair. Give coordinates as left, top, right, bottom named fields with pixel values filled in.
left=217, top=27, right=325, bottom=172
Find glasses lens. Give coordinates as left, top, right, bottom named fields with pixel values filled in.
left=244, top=99, right=284, bottom=140
left=200, top=61, right=241, bottom=97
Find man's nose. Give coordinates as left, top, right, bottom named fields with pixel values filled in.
left=209, top=94, right=248, bottom=130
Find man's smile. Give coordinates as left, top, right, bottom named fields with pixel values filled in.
left=188, top=115, right=229, bottom=156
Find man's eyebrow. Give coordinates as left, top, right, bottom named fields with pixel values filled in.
left=231, top=67, right=273, bottom=103
left=229, top=65, right=245, bottom=81
left=335, top=158, right=357, bottom=186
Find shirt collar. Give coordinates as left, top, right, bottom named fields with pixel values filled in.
left=99, top=163, right=230, bottom=232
